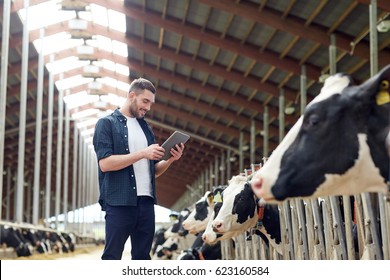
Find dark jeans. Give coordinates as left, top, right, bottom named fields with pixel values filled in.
left=102, top=196, right=155, bottom=260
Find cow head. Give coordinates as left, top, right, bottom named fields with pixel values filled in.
left=251, top=64, right=390, bottom=202
left=182, top=191, right=215, bottom=234
left=211, top=175, right=257, bottom=234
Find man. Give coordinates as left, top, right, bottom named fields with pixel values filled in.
left=93, top=78, right=185, bottom=260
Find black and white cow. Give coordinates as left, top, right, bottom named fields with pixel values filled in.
left=182, top=187, right=226, bottom=235
left=202, top=175, right=282, bottom=255
left=153, top=209, right=196, bottom=259
left=177, top=231, right=222, bottom=260
left=0, top=225, right=32, bottom=257
left=251, top=65, right=390, bottom=202
left=151, top=227, right=167, bottom=255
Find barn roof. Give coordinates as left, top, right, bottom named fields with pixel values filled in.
left=1, top=0, right=389, bottom=215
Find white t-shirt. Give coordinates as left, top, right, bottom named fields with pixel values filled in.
left=126, top=116, right=152, bottom=197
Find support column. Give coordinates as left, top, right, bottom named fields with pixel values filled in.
left=239, top=131, right=244, bottom=172
left=55, top=80, right=64, bottom=229
left=369, top=0, right=378, bottom=76
left=45, top=54, right=55, bottom=224
left=329, top=34, right=337, bottom=75
left=226, top=149, right=231, bottom=183
left=220, top=152, right=225, bottom=185
left=33, top=28, right=45, bottom=225
left=214, top=156, right=219, bottom=186
left=72, top=123, right=79, bottom=224
left=279, top=89, right=285, bottom=143
left=16, top=0, right=30, bottom=223
left=250, top=119, right=256, bottom=164
left=263, top=106, right=269, bottom=158
left=300, top=65, right=307, bottom=114
left=6, top=167, right=11, bottom=220
left=0, top=0, right=12, bottom=220
left=63, top=102, right=70, bottom=229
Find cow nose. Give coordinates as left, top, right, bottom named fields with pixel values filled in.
left=212, top=221, right=223, bottom=232
left=252, top=176, right=263, bottom=189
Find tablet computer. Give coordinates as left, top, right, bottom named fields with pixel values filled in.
left=161, top=131, right=190, bottom=160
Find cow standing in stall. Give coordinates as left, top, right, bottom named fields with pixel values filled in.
left=251, top=65, right=390, bottom=202
left=202, top=175, right=282, bottom=257
left=152, top=208, right=196, bottom=260
left=181, top=186, right=226, bottom=235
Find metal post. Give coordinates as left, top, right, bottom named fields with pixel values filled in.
left=209, top=163, right=214, bottom=189
left=300, top=65, right=307, bottom=114
left=220, top=152, right=225, bottom=185
left=72, top=122, right=78, bottom=224
left=26, top=179, right=32, bottom=223
left=55, top=78, right=64, bottom=229
left=279, top=89, right=285, bottom=143
left=205, top=167, right=209, bottom=192
left=6, top=167, right=11, bottom=220
left=82, top=141, right=88, bottom=235
left=45, top=54, right=55, bottom=224
left=63, top=102, right=70, bottom=229
left=250, top=119, right=256, bottom=164
left=77, top=132, right=83, bottom=231
left=239, top=131, right=244, bottom=172
left=15, top=0, right=30, bottom=223
left=329, top=34, right=337, bottom=75
left=226, top=149, right=231, bottom=182
left=33, top=28, right=45, bottom=225
left=263, top=106, right=269, bottom=157
left=0, top=0, right=12, bottom=221
left=214, top=156, right=219, bottom=186
left=369, top=0, right=378, bottom=76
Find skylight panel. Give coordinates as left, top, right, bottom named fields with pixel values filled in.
left=112, top=40, right=128, bottom=57
left=107, top=9, right=126, bottom=33
left=33, top=32, right=82, bottom=56
left=46, top=56, right=89, bottom=75
left=72, top=108, right=100, bottom=120
left=63, top=91, right=99, bottom=109
left=18, top=1, right=75, bottom=31
left=56, top=75, right=91, bottom=91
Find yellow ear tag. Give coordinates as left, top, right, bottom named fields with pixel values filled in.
left=376, top=80, right=390, bottom=106
left=213, top=192, right=222, bottom=203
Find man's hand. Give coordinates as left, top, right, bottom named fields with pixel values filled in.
left=169, top=143, right=185, bottom=161
left=144, top=144, right=165, bottom=160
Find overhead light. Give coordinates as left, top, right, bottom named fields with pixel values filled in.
left=229, top=156, right=236, bottom=162
left=82, top=64, right=101, bottom=78
left=61, top=0, right=89, bottom=12
left=242, top=145, right=249, bottom=151
left=77, top=45, right=98, bottom=61
left=377, top=20, right=390, bottom=33
left=70, top=30, right=94, bottom=40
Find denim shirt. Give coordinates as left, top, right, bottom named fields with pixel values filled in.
left=93, top=108, right=158, bottom=210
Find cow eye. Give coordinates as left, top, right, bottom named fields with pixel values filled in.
left=305, top=114, right=320, bottom=128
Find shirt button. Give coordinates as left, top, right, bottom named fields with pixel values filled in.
left=133, top=187, right=136, bottom=189
left=131, top=175, right=134, bottom=177
left=125, top=135, right=127, bottom=137
left=124, top=126, right=127, bottom=128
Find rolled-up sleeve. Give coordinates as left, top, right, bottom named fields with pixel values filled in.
left=93, top=118, right=113, bottom=161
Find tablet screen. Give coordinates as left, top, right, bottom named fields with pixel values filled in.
left=161, top=131, right=190, bottom=160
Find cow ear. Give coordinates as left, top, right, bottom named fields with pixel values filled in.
left=351, top=65, right=390, bottom=106
left=207, top=193, right=214, bottom=205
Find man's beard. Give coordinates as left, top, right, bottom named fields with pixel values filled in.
left=130, top=102, right=143, bottom=118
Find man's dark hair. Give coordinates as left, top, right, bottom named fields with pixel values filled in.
left=129, top=78, right=156, bottom=94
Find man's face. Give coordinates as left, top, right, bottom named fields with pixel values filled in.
left=129, top=89, right=155, bottom=118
